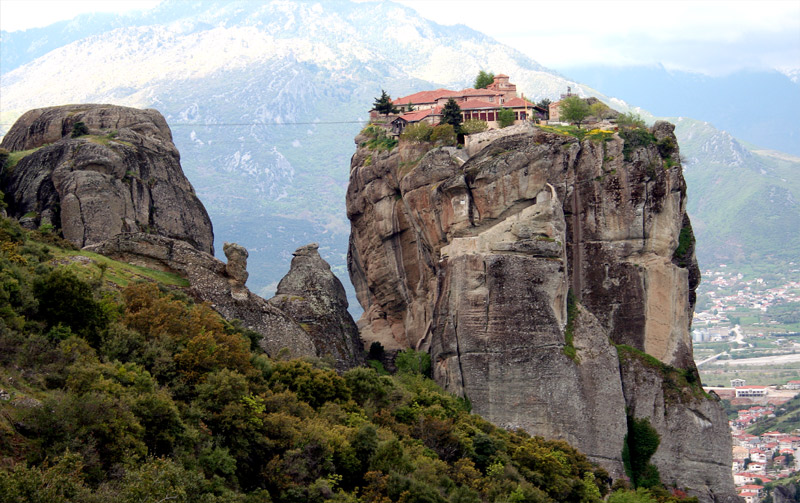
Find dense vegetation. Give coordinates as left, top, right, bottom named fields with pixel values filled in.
left=749, top=394, right=800, bottom=436
left=0, top=215, right=698, bottom=502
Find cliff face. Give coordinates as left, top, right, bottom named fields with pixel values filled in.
left=347, top=122, right=737, bottom=502
left=0, top=104, right=214, bottom=254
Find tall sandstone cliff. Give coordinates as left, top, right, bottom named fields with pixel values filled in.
left=347, top=122, right=738, bottom=502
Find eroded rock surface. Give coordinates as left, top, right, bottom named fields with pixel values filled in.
left=268, top=243, right=366, bottom=370
left=86, top=233, right=317, bottom=359
left=0, top=104, right=214, bottom=253
left=346, top=122, right=736, bottom=501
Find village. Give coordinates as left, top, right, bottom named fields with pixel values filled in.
left=705, top=379, right=800, bottom=502
left=692, top=265, right=800, bottom=342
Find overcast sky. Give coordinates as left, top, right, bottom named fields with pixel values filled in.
left=1, top=0, right=798, bottom=76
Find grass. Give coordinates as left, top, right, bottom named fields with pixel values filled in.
left=537, top=124, right=615, bottom=143
left=51, top=247, right=189, bottom=288
left=4, top=146, right=48, bottom=171
left=617, top=344, right=708, bottom=402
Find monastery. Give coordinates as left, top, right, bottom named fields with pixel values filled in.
left=377, top=74, right=547, bottom=134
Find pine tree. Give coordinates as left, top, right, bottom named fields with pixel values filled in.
left=440, top=98, right=463, bottom=132
left=373, top=90, right=398, bottom=116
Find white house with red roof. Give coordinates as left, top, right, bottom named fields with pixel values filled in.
left=750, top=449, right=767, bottom=463
left=784, top=380, right=800, bottom=390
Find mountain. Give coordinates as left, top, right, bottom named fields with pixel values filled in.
left=560, top=65, right=800, bottom=156
left=1, top=0, right=797, bottom=301
left=0, top=0, right=593, bottom=301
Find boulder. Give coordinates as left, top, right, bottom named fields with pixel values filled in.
left=0, top=104, right=214, bottom=254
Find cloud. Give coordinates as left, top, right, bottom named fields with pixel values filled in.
left=397, top=0, right=800, bottom=75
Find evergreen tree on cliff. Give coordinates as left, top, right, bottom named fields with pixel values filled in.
left=474, top=70, right=494, bottom=89
left=440, top=98, right=463, bottom=132
left=373, top=90, right=398, bottom=116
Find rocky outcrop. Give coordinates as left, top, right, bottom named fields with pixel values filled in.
left=268, top=243, right=366, bottom=370
left=85, top=233, right=317, bottom=358
left=0, top=104, right=214, bottom=254
left=346, top=122, right=736, bottom=501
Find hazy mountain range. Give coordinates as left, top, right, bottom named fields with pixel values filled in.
left=1, top=0, right=797, bottom=300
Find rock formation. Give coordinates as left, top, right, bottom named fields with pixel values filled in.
left=0, top=104, right=214, bottom=254
left=268, top=243, right=366, bottom=370
left=1, top=104, right=365, bottom=371
left=85, top=232, right=318, bottom=359
left=347, top=122, right=737, bottom=502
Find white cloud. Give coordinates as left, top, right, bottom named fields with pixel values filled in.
left=396, top=0, right=800, bottom=74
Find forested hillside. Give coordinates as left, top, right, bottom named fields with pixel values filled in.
left=0, top=215, right=699, bottom=502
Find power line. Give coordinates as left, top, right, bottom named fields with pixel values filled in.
left=0, top=119, right=370, bottom=127
left=168, top=120, right=368, bottom=126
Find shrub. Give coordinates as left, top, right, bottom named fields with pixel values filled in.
left=460, top=119, right=488, bottom=135
left=430, top=124, right=456, bottom=146
left=620, top=129, right=656, bottom=161
left=497, top=108, right=515, bottom=128
left=616, top=112, right=646, bottom=130
left=395, top=348, right=432, bottom=376
left=401, top=122, right=434, bottom=142
left=622, top=416, right=661, bottom=488
left=71, top=121, right=90, bottom=138
left=33, top=268, right=109, bottom=346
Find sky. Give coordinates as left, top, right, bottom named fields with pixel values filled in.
left=1, top=0, right=798, bottom=76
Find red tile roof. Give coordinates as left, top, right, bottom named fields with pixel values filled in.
left=399, top=108, right=434, bottom=122
left=458, top=99, right=499, bottom=110
left=502, top=97, right=536, bottom=108
left=394, top=89, right=456, bottom=106
left=456, top=88, right=503, bottom=97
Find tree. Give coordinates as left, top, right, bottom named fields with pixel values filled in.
left=559, top=96, right=590, bottom=128
left=460, top=119, right=488, bottom=134
left=616, top=111, right=646, bottom=130
left=589, top=101, right=611, bottom=121
left=474, top=70, right=494, bottom=89
left=440, top=98, right=463, bottom=132
left=537, top=98, right=552, bottom=119
left=497, top=108, right=515, bottom=128
left=373, top=90, right=398, bottom=116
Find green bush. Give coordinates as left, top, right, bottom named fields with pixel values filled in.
left=497, top=108, right=515, bottom=128
left=620, top=129, right=656, bottom=161
left=71, top=121, right=90, bottom=138
left=395, top=348, right=432, bottom=376
left=616, top=112, right=646, bottom=130
left=622, top=416, right=661, bottom=488
left=430, top=124, right=456, bottom=146
left=33, top=268, right=109, bottom=346
left=460, top=119, right=489, bottom=135
left=401, top=122, right=434, bottom=142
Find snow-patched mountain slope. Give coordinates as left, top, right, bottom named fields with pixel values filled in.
left=2, top=0, right=796, bottom=298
